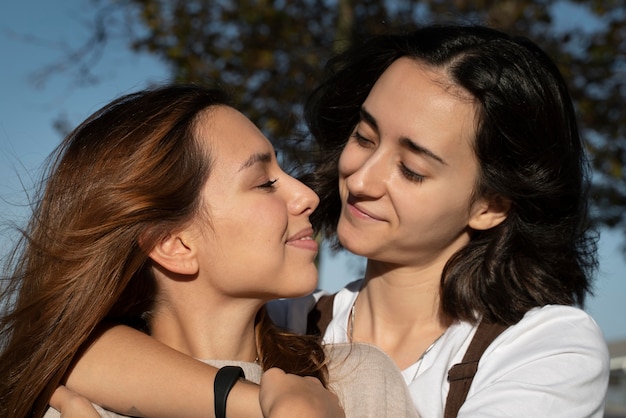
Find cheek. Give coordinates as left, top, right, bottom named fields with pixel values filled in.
left=338, top=143, right=362, bottom=177
left=337, top=152, right=350, bottom=178
left=393, top=180, right=472, bottom=225
left=247, top=200, right=288, bottom=240
left=212, top=200, right=285, bottom=247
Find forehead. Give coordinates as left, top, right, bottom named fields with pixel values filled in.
left=364, top=57, right=477, bottom=150
left=368, top=57, right=473, bottom=113
left=194, top=105, right=274, bottom=168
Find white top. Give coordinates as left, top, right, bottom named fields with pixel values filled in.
left=268, top=279, right=610, bottom=418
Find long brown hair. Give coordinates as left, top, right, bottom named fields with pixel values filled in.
left=0, top=84, right=326, bottom=417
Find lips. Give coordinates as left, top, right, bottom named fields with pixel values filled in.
left=286, top=227, right=318, bottom=252
left=346, top=195, right=384, bottom=221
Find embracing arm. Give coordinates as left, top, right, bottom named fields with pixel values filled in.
left=64, top=324, right=262, bottom=418
left=63, top=324, right=343, bottom=418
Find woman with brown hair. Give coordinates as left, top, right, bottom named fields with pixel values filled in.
left=0, top=84, right=415, bottom=417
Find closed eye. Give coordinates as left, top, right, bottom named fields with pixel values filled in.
left=399, top=164, right=425, bottom=183
left=258, top=178, right=278, bottom=191
left=352, top=131, right=375, bottom=147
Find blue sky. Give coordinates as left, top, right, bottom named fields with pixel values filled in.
left=1, top=1, right=625, bottom=343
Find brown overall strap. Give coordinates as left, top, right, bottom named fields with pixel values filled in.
left=308, top=294, right=507, bottom=417
left=306, top=293, right=336, bottom=336
left=443, top=320, right=509, bottom=418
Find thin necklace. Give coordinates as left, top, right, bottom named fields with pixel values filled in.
left=348, top=295, right=446, bottom=382
left=409, top=333, right=444, bottom=381
left=348, top=296, right=357, bottom=342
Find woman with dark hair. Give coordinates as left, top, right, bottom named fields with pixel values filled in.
left=0, top=84, right=415, bottom=417
left=46, top=24, right=609, bottom=417
left=295, top=24, right=609, bottom=416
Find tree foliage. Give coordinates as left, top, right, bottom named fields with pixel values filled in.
left=70, top=0, right=626, bottom=236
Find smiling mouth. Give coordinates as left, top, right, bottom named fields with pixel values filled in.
left=286, top=228, right=319, bottom=252
left=346, top=195, right=384, bottom=221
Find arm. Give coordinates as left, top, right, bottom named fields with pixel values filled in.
left=65, top=324, right=343, bottom=418
left=65, top=324, right=262, bottom=418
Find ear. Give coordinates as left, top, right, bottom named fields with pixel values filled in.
left=148, top=232, right=199, bottom=276
left=468, top=195, right=511, bottom=231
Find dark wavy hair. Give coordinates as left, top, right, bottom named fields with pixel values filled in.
left=304, top=25, right=598, bottom=325
left=0, top=84, right=326, bottom=417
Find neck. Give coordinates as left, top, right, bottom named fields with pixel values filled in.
left=361, top=260, right=447, bottom=323
left=149, top=285, right=260, bottom=362
left=351, top=259, right=450, bottom=368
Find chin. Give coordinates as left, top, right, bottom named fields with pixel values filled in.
left=276, top=288, right=315, bottom=299
left=337, top=233, right=367, bottom=255
left=269, top=269, right=317, bottom=299
left=291, top=274, right=318, bottom=297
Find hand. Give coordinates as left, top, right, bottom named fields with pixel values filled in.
left=50, top=385, right=101, bottom=418
left=259, top=368, right=345, bottom=418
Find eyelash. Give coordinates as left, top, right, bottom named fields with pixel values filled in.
left=258, top=178, right=278, bottom=190
left=352, top=131, right=373, bottom=146
left=400, top=164, right=425, bottom=183
left=353, top=132, right=425, bottom=184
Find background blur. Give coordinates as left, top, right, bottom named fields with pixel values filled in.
left=2, top=1, right=625, bottom=415
left=1, top=0, right=625, bottom=366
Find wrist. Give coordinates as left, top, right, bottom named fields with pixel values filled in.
left=214, top=366, right=245, bottom=418
left=224, top=377, right=262, bottom=418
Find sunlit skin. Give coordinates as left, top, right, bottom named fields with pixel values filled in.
left=148, top=106, right=320, bottom=362
left=189, top=106, right=319, bottom=299
left=338, top=58, right=507, bottom=368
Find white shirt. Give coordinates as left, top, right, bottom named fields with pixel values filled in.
left=268, top=279, right=610, bottom=418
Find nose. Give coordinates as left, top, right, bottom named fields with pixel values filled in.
left=344, top=148, right=387, bottom=199
left=287, top=176, right=320, bottom=216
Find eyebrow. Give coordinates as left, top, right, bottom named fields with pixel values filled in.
left=238, top=152, right=273, bottom=172
left=359, top=107, right=447, bottom=166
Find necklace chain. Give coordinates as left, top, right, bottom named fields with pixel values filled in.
left=348, top=294, right=445, bottom=382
